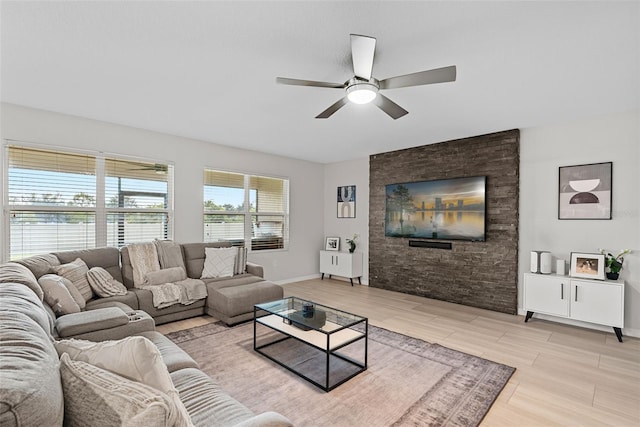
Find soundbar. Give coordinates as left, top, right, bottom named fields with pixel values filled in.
left=408, top=240, right=452, bottom=250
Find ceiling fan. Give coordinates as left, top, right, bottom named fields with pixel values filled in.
left=126, top=162, right=168, bottom=174
left=276, top=34, right=457, bottom=120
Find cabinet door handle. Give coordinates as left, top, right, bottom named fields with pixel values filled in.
left=332, top=256, right=335, bottom=265
left=560, top=283, right=564, bottom=300
left=336, top=256, right=338, bottom=265
left=574, top=285, right=578, bottom=302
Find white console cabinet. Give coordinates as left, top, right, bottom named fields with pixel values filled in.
left=523, top=273, right=624, bottom=342
left=319, top=251, right=363, bottom=286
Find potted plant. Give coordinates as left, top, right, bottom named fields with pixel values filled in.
left=346, top=233, right=359, bottom=253
left=600, top=249, right=631, bottom=280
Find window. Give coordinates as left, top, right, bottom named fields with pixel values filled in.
left=5, top=144, right=173, bottom=260
left=204, top=169, right=289, bottom=251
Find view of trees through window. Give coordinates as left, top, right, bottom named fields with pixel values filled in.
left=203, top=170, right=288, bottom=251
left=5, top=145, right=173, bottom=259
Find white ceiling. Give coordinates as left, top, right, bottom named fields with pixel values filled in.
left=2, top=1, right=638, bottom=164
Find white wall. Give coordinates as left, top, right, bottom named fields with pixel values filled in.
left=322, top=110, right=639, bottom=337
left=323, top=158, right=370, bottom=284
left=519, top=110, right=640, bottom=337
left=1, top=103, right=325, bottom=282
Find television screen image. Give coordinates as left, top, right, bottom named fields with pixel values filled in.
left=385, top=176, right=486, bottom=241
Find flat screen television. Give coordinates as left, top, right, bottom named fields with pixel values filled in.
left=385, top=176, right=486, bottom=241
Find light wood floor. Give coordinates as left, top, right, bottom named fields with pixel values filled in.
left=157, top=278, right=640, bottom=426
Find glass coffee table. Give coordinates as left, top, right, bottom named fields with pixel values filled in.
left=253, top=296, right=368, bottom=392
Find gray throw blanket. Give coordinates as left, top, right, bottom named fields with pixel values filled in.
left=154, top=239, right=186, bottom=270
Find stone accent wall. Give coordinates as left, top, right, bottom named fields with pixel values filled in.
left=369, top=130, right=519, bottom=314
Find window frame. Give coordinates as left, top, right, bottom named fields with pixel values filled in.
left=2, top=140, right=174, bottom=261
left=203, top=168, right=289, bottom=252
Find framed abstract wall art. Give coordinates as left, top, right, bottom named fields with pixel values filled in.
left=559, top=162, right=612, bottom=220
left=337, top=185, right=356, bottom=218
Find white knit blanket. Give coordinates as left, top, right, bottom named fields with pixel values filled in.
left=138, top=279, right=207, bottom=309
left=128, top=242, right=161, bottom=286
left=129, top=243, right=207, bottom=308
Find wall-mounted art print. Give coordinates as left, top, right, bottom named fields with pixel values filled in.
left=559, top=162, right=612, bottom=220
left=385, top=176, right=486, bottom=241
left=337, top=185, right=356, bottom=218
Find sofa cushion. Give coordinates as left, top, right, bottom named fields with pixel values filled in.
left=0, top=262, right=44, bottom=301
left=38, top=274, right=82, bottom=316
left=202, top=273, right=265, bottom=291
left=59, top=353, right=174, bottom=427
left=208, top=282, right=284, bottom=319
left=85, top=291, right=139, bottom=311
left=181, top=242, right=232, bottom=279
left=144, top=266, right=187, bottom=286
left=133, top=288, right=206, bottom=319
left=136, top=331, right=199, bottom=372
left=53, top=258, right=94, bottom=302
left=0, top=282, right=54, bottom=337
left=53, top=247, right=124, bottom=284
left=55, top=307, right=129, bottom=338
left=13, top=253, right=61, bottom=279
left=55, top=336, right=192, bottom=426
left=87, top=267, right=128, bottom=297
left=0, top=312, right=64, bottom=427
left=171, top=368, right=255, bottom=427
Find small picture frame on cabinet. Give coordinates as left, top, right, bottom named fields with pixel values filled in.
left=570, top=252, right=605, bottom=280
left=325, top=237, right=340, bottom=251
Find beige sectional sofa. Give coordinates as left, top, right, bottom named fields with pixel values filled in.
left=0, top=242, right=291, bottom=426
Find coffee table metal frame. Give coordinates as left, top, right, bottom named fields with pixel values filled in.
left=253, top=296, right=368, bottom=392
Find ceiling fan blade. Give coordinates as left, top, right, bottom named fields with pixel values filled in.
left=350, top=34, right=376, bottom=80
left=316, top=97, right=349, bottom=119
left=276, top=77, right=344, bottom=89
left=379, top=65, right=457, bottom=90
left=373, top=94, right=409, bottom=119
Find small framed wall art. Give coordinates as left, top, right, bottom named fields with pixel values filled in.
left=570, top=252, right=605, bottom=280
left=558, top=162, right=612, bottom=220
left=325, top=237, right=340, bottom=251
left=337, top=185, right=356, bottom=218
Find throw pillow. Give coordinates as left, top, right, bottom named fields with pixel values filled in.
left=86, top=267, right=128, bottom=297
left=201, top=247, right=236, bottom=279
left=55, top=336, right=192, bottom=427
left=144, top=266, right=187, bottom=286
left=38, top=274, right=82, bottom=316
left=234, top=247, right=248, bottom=275
left=53, top=258, right=94, bottom=302
left=59, top=353, right=175, bottom=427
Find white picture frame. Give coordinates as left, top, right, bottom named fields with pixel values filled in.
left=570, top=252, right=605, bottom=280
left=325, top=237, right=340, bottom=251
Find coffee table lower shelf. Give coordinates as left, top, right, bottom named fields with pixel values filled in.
left=253, top=311, right=368, bottom=392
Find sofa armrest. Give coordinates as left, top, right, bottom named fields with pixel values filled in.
left=55, top=307, right=128, bottom=338
left=245, top=262, right=264, bottom=278
left=232, top=412, right=294, bottom=427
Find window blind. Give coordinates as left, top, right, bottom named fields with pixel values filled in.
left=5, top=144, right=173, bottom=260
left=204, top=169, right=289, bottom=251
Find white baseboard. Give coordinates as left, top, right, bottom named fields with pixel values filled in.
left=275, top=274, right=369, bottom=286
left=275, top=274, right=321, bottom=285
left=517, top=308, right=639, bottom=339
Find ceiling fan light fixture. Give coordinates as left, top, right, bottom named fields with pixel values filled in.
left=346, top=79, right=379, bottom=104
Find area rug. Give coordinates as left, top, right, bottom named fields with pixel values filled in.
left=166, top=322, right=514, bottom=427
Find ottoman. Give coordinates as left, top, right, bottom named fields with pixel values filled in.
left=206, top=281, right=284, bottom=325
